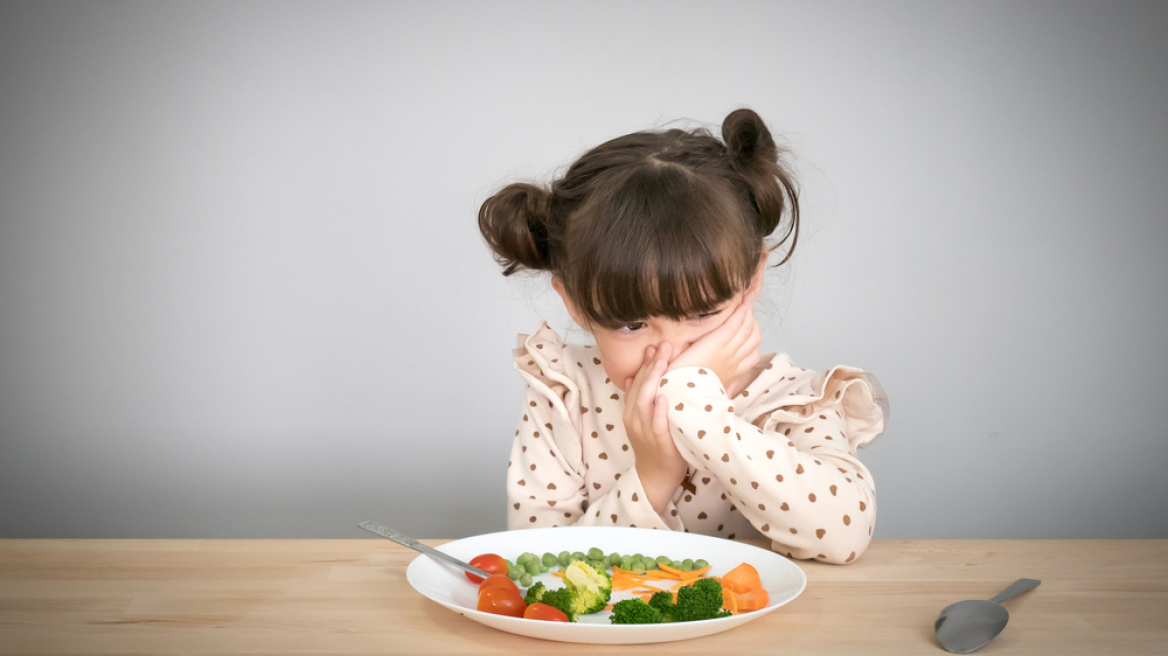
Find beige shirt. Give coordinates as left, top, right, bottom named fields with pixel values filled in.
left=506, top=321, right=889, bottom=564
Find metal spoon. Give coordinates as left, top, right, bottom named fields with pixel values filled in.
left=935, top=578, right=1041, bottom=654
left=358, top=521, right=491, bottom=579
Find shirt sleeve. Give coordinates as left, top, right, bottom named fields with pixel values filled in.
left=507, top=324, right=685, bottom=532
left=659, top=364, right=886, bottom=564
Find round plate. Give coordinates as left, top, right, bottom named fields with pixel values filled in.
left=405, top=525, right=806, bottom=644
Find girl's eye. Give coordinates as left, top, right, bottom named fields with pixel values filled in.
left=690, top=310, right=720, bottom=321
left=619, top=321, right=647, bottom=332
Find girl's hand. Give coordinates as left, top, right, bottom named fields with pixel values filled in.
left=666, top=300, right=762, bottom=398
left=622, top=342, right=689, bottom=516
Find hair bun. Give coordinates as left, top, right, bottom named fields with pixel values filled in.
left=721, top=108, right=799, bottom=261
left=478, top=183, right=554, bottom=275
left=722, top=108, right=776, bottom=167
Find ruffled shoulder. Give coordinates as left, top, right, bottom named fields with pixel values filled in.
left=513, top=320, right=584, bottom=438
left=741, top=356, right=889, bottom=450
left=514, top=320, right=577, bottom=383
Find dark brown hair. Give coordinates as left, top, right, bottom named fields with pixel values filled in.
left=478, top=108, right=799, bottom=330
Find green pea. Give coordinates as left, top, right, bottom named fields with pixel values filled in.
left=525, top=560, right=542, bottom=575
left=587, top=547, right=604, bottom=560
left=541, top=565, right=549, bottom=573
left=571, top=551, right=586, bottom=563
left=557, top=551, right=571, bottom=567
left=656, top=555, right=671, bottom=565
left=608, top=552, right=620, bottom=563
left=542, top=552, right=557, bottom=567
left=507, top=565, right=522, bottom=580
left=681, top=558, right=695, bottom=572
left=519, top=572, right=533, bottom=587
left=695, top=559, right=709, bottom=569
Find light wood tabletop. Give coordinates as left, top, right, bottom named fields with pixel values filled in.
left=1, top=538, right=1165, bottom=655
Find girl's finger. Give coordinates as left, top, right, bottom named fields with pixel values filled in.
left=656, top=341, right=673, bottom=365
left=626, top=343, right=658, bottom=396
left=638, top=355, right=666, bottom=410
left=651, top=393, right=669, bottom=441
left=729, top=305, right=756, bottom=348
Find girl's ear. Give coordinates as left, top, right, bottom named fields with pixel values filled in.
left=552, top=276, right=592, bottom=333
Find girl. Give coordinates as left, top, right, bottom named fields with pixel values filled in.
left=478, top=109, right=888, bottom=564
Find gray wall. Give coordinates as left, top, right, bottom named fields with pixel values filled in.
left=2, top=1, right=1166, bottom=540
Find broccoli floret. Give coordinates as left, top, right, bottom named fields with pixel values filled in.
left=562, top=561, right=613, bottom=615
left=523, top=581, right=547, bottom=606
left=648, top=590, right=676, bottom=622
left=538, top=587, right=578, bottom=621
left=610, top=598, right=663, bottom=624
left=673, top=577, right=731, bottom=622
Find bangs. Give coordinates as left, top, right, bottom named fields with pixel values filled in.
left=562, top=163, right=761, bottom=330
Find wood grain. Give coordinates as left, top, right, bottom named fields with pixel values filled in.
left=1, top=539, right=1165, bottom=655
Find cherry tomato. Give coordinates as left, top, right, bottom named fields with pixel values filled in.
left=465, top=553, right=508, bottom=584
left=476, top=585, right=526, bottom=617
left=478, top=574, right=519, bottom=595
left=523, top=602, right=569, bottom=622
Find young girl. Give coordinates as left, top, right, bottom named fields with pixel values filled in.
left=478, top=109, right=888, bottom=564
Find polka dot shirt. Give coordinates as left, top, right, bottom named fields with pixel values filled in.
left=506, top=321, right=889, bottom=565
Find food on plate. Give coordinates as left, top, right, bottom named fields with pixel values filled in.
left=476, top=584, right=526, bottom=617
left=478, top=574, right=519, bottom=595
left=611, top=578, right=730, bottom=624
left=562, top=560, right=614, bottom=616
left=610, top=597, right=663, bottom=624
left=523, top=582, right=578, bottom=621
left=465, top=553, right=508, bottom=584
left=523, top=602, right=570, bottom=622
left=468, top=548, right=766, bottom=624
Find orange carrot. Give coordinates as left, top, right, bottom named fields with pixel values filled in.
left=721, top=562, right=762, bottom=594
left=735, top=588, right=769, bottom=612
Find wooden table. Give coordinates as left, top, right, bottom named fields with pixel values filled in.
left=1, top=539, right=1165, bottom=655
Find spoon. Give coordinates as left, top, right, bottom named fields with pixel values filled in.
left=358, top=521, right=491, bottom=580
left=935, top=578, right=1041, bottom=654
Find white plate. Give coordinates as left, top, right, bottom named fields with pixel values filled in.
left=405, top=526, right=807, bottom=644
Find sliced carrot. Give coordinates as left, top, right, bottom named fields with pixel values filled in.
left=657, top=562, right=686, bottom=577
left=722, top=562, right=762, bottom=594
left=735, top=588, right=769, bottom=612
left=724, top=584, right=738, bottom=615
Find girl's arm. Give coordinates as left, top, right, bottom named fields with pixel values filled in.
left=508, top=340, right=687, bottom=531
left=659, top=364, right=884, bottom=564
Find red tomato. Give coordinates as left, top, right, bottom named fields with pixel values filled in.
left=476, top=586, right=526, bottom=618
left=523, top=602, right=569, bottom=622
left=465, top=553, right=508, bottom=584
left=478, top=574, right=519, bottom=595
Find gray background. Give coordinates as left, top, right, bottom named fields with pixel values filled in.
left=2, top=1, right=1166, bottom=540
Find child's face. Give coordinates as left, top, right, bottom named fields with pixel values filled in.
left=586, top=291, right=752, bottom=393
left=553, top=258, right=764, bottom=393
